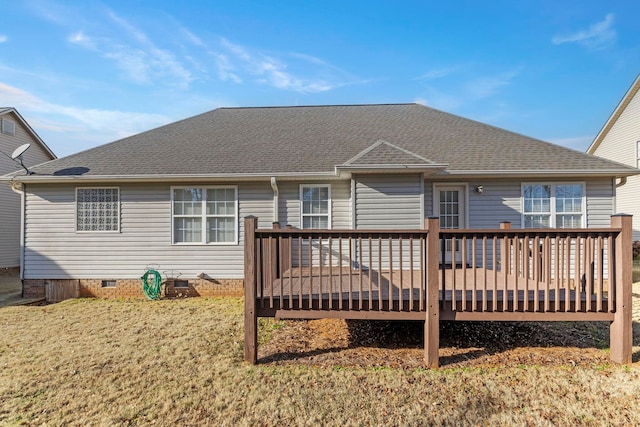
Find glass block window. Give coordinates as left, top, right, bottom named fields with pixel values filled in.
left=523, top=183, right=584, bottom=228
left=300, top=185, right=330, bottom=229
left=76, top=188, right=120, bottom=232
left=172, top=187, right=237, bottom=244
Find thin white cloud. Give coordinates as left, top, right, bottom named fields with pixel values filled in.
left=0, top=35, right=7, bottom=43
left=464, top=69, right=520, bottom=99
left=218, top=38, right=352, bottom=93
left=421, top=68, right=521, bottom=112
left=0, top=81, right=169, bottom=141
left=552, top=14, right=616, bottom=49
left=67, top=31, right=95, bottom=49
left=415, top=66, right=461, bottom=81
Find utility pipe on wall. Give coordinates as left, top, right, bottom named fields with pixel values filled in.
left=270, top=177, right=279, bottom=224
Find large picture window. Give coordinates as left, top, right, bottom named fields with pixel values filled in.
left=76, top=188, right=120, bottom=232
left=172, top=186, right=237, bottom=244
left=300, top=185, right=331, bottom=229
left=522, top=183, right=584, bottom=228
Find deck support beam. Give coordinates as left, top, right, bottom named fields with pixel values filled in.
left=244, top=216, right=258, bottom=364
left=610, top=214, right=632, bottom=364
left=424, top=217, right=440, bottom=368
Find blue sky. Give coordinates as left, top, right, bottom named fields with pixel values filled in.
left=1, top=0, right=639, bottom=157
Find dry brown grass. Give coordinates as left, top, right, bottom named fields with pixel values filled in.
left=1, top=295, right=639, bottom=426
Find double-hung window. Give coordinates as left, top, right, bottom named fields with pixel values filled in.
left=637, top=140, right=640, bottom=168
left=76, top=188, right=120, bottom=232
left=172, top=186, right=237, bottom=244
left=300, top=185, right=331, bottom=229
left=522, top=183, right=584, bottom=228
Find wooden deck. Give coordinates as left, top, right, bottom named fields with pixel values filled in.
left=244, top=215, right=634, bottom=366
left=257, top=267, right=613, bottom=320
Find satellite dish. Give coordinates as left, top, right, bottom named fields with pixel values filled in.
left=11, top=143, right=31, bottom=160
left=10, top=143, right=33, bottom=175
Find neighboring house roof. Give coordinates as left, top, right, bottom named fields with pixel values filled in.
left=587, top=74, right=640, bottom=155
left=0, top=107, right=57, bottom=160
left=3, top=103, right=636, bottom=183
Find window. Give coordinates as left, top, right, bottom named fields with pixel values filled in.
left=101, top=280, right=117, bottom=288
left=172, top=186, right=237, bottom=244
left=637, top=141, right=640, bottom=168
left=1, top=118, right=15, bottom=136
left=76, top=188, right=120, bottom=232
left=300, top=185, right=331, bottom=229
left=522, top=183, right=584, bottom=228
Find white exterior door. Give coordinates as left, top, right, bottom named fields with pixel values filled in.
left=434, top=185, right=467, bottom=264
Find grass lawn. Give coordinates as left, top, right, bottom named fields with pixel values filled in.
left=1, top=297, right=639, bottom=426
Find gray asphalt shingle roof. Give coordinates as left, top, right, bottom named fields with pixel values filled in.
left=14, top=103, right=638, bottom=179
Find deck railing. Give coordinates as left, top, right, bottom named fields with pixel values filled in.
left=244, top=215, right=633, bottom=367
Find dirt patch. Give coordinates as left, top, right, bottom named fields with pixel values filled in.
left=260, top=283, right=640, bottom=368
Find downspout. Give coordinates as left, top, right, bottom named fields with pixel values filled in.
left=270, top=177, right=279, bottom=224
left=10, top=181, right=26, bottom=294
left=614, top=177, right=627, bottom=214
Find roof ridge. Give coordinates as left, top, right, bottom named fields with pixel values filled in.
left=342, top=139, right=437, bottom=166
left=218, top=103, right=418, bottom=110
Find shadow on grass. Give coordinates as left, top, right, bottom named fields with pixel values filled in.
left=259, top=317, right=640, bottom=367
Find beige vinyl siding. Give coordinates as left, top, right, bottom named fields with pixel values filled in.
left=277, top=180, right=351, bottom=229
left=0, top=112, right=54, bottom=268
left=277, top=180, right=351, bottom=267
left=591, top=87, right=640, bottom=239
left=24, top=182, right=274, bottom=279
left=354, top=174, right=422, bottom=269
left=355, top=174, right=422, bottom=229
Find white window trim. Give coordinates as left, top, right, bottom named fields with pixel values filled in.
left=1, top=118, right=15, bottom=136
left=299, top=184, right=332, bottom=229
left=75, top=187, right=121, bottom=233
left=171, top=185, right=238, bottom=245
left=636, top=140, right=640, bottom=168
left=521, top=182, right=586, bottom=228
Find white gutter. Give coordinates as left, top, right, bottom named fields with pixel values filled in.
left=10, top=181, right=26, bottom=285
left=270, top=177, right=279, bottom=223
left=2, top=171, right=344, bottom=184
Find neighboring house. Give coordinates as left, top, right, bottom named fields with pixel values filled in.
left=1, top=103, right=637, bottom=299
left=587, top=74, right=640, bottom=241
left=0, top=108, right=56, bottom=269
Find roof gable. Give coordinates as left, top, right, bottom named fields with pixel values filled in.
left=587, top=74, right=640, bottom=154
left=0, top=108, right=57, bottom=160
left=342, top=140, right=437, bottom=166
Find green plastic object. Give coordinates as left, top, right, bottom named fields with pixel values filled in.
left=141, top=269, right=162, bottom=300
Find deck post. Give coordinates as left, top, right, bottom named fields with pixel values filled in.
left=499, top=221, right=511, bottom=274
left=244, top=216, right=258, bottom=364
left=610, top=214, right=632, bottom=364
left=272, top=222, right=280, bottom=279
left=424, top=217, right=440, bottom=368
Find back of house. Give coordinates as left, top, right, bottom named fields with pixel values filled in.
left=2, top=103, right=637, bottom=299
left=587, top=74, right=640, bottom=241
left=0, top=108, right=56, bottom=269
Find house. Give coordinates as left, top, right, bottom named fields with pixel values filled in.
left=587, top=74, right=640, bottom=241
left=0, top=108, right=56, bottom=269
left=1, top=103, right=637, bottom=300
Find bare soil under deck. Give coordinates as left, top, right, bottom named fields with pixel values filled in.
left=258, top=283, right=640, bottom=369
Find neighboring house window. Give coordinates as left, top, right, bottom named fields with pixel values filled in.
left=76, top=188, right=120, bottom=232
left=1, top=118, right=15, bottom=136
left=300, top=185, right=331, bottom=229
left=637, top=140, right=640, bottom=168
left=522, top=183, right=584, bottom=228
left=172, top=186, right=238, bottom=244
